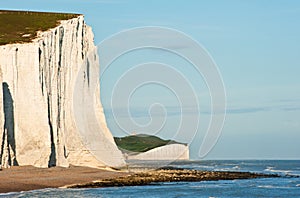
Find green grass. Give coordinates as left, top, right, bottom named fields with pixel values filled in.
left=114, top=134, right=185, bottom=153
left=0, top=10, right=80, bottom=45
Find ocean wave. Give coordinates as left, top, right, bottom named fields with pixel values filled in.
left=258, top=185, right=295, bottom=189
left=222, top=163, right=239, bottom=166
left=232, top=165, right=240, bottom=169
left=0, top=188, right=81, bottom=197
left=196, top=165, right=216, bottom=170
left=190, top=184, right=221, bottom=189
left=264, top=166, right=291, bottom=175
left=264, top=166, right=275, bottom=171
left=214, top=166, right=242, bottom=172
left=258, top=185, right=275, bottom=188
left=0, top=192, right=19, bottom=196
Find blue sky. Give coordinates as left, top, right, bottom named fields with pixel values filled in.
left=2, top=0, right=300, bottom=159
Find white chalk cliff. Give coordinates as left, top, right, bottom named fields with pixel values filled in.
left=126, top=144, right=189, bottom=161
left=0, top=15, right=125, bottom=168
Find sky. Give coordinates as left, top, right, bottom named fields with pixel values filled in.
left=2, top=0, right=300, bottom=159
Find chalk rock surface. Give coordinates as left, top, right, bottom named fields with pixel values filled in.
left=127, top=144, right=189, bottom=160
left=0, top=15, right=125, bottom=168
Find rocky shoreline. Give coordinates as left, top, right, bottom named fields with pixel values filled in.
left=63, top=168, right=279, bottom=189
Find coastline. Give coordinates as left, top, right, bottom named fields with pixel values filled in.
left=0, top=166, right=279, bottom=193
left=0, top=166, right=129, bottom=193
left=63, top=168, right=279, bottom=189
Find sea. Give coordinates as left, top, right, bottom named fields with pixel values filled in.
left=1, top=160, right=300, bottom=198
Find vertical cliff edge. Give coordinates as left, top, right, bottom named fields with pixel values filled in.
left=0, top=12, right=125, bottom=168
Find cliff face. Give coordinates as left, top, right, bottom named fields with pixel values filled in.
left=0, top=15, right=125, bottom=168
left=126, top=144, right=189, bottom=161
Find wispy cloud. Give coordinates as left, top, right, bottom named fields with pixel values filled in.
left=271, top=98, right=300, bottom=103
left=104, top=105, right=200, bottom=118
left=226, top=107, right=271, bottom=114
left=280, top=107, right=300, bottom=112
left=104, top=101, right=300, bottom=119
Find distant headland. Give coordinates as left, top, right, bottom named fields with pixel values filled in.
left=114, top=134, right=189, bottom=160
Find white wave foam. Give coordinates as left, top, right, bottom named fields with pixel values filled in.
left=197, top=165, right=215, bottom=169
left=215, top=166, right=241, bottom=172
left=0, top=192, right=19, bottom=196
left=258, top=185, right=292, bottom=189
left=264, top=166, right=291, bottom=175
left=264, top=166, right=275, bottom=171
left=258, top=185, right=275, bottom=188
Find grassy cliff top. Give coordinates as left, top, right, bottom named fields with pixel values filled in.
left=0, top=10, right=80, bottom=45
left=114, top=134, right=186, bottom=153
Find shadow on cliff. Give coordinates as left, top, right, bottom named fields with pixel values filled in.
left=1, top=82, right=18, bottom=166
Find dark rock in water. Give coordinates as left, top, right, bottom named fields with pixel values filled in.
left=157, top=166, right=184, bottom=170
left=65, top=169, right=279, bottom=189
